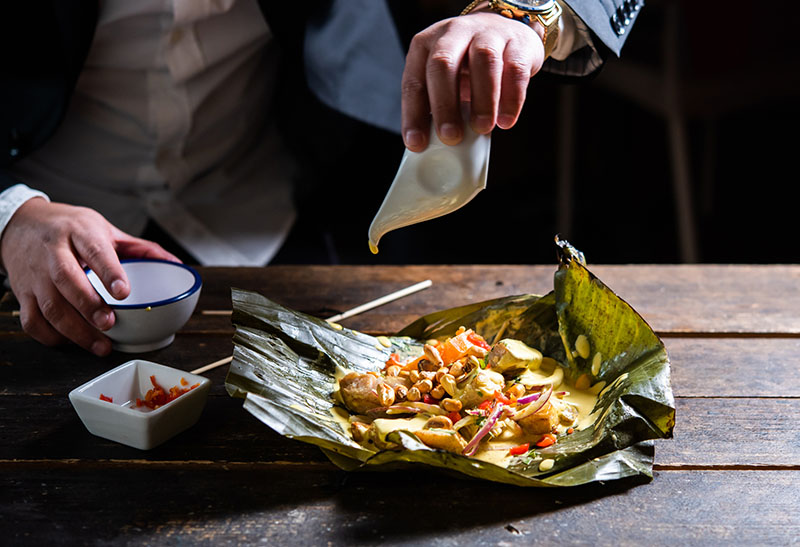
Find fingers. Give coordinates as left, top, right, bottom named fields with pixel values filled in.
left=402, top=14, right=545, bottom=150
left=49, top=243, right=117, bottom=330
left=69, top=229, right=128, bottom=299
left=467, top=34, right=506, bottom=134
left=425, top=31, right=471, bottom=146
left=17, top=294, right=66, bottom=347
left=402, top=20, right=472, bottom=151
left=18, top=288, right=112, bottom=356
left=401, top=36, right=432, bottom=152
left=497, top=32, right=542, bottom=129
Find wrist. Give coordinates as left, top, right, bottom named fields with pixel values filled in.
left=461, top=0, right=561, bottom=58
left=0, top=184, right=50, bottom=274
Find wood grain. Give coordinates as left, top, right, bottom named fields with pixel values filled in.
left=2, top=394, right=798, bottom=468
left=3, top=265, right=800, bottom=544
left=1, top=468, right=798, bottom=544
left=5, top=265, right=800, bottom=334
left=194, top=265, right=800, bottom=334
left=6, top=335, right=800, bottom=398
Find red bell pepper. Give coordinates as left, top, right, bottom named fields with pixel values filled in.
left=536, top=433, right=557, bottom=448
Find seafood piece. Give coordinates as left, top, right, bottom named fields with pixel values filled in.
left=552, top=397, right=579, bottom=426
left=414, top=428, right=468, bottom=453
left=339, top=372, right=395, bottom=413
left=486, top=339, right=543, bottom=375
left=459, top=369, right=505, bottom=409
left=515, top=401, right=559, bottom=435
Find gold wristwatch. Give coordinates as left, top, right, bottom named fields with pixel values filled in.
left=462, top=0, right=563, bottom=59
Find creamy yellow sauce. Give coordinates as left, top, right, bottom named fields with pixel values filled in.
left=331, top=347, right=625, bottom=469
left=372, top=415, right=430, bottom=442
left=470, top=378, right=602, bottom=466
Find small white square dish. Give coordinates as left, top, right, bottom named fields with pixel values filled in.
left=69, top=359, right=211, bottom=450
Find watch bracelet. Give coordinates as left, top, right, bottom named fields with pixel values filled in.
left=460, top=0, right=561, bottom=58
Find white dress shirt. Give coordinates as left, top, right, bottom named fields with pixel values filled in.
left=0, top=0, right=596, bottom=269
left=3, top=0, right=295, bottom=266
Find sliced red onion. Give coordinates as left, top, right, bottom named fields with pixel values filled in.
left=462, top=403, right=504, bottom=456
left=512, top=385, right=552, bottom=421
left=516, top=391, right=543, bottom=405
left=517, top=389, right=567, bottom=405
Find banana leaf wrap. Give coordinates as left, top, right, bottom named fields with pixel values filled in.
left=225, top=242, right=675, bottom=487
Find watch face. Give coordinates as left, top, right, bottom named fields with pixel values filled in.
left=503, top=0, right=555, bottom=11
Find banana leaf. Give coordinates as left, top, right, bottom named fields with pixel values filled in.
left=225, top=240, right=675, bottom=487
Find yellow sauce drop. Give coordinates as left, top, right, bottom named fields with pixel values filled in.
left=368, top=240, right=379, bottom=255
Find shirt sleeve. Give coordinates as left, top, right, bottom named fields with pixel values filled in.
left=0, top=183, right=50, bottom=247
left=545, top=2, right=604, bottom=77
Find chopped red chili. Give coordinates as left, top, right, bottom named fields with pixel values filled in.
left=536, top=433, right=557, bottom=448
left=508, top=442, right=530, bottom=456
left=384, top=353, right=404, bottom=369
left=99, top=394, right=113, bottom=403
left=134, top=375, right=199, bottom=410
left=466, top=331, right=491, bottom=351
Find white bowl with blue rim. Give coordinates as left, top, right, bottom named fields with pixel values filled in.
left=86, top=259, right=202, bottom=353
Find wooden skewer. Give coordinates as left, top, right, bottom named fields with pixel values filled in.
left=191, top=355, right=233, bottom=375
left=326, top=279, right=432, bottom=323
left=200, top=280, right=434, bottom=322
left=190, top=279, right=433, bottom=375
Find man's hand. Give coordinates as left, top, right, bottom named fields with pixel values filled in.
left=0, top=198, right=179, bottom=355
left=401, top=11, right=545, bottom=152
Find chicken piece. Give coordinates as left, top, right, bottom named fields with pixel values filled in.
left=486, top=339, right=543, bottom=375
left=551, top=397, right=579, bottom=426
left=459, top=369, right=505, bottom=409
left=339, top=372, right=394, bottom=414
left=414, top=429, right=468, bottom=453
left=516, top=400, right=559, bottom=436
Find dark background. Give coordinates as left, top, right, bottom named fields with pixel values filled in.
left=273, top=0, right=800, bottom=266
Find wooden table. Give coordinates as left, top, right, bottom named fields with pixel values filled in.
left=2, top=265, right=800, bottom=544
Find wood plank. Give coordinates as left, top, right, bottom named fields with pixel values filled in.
left=0, top=335, right=235, bottom=394
left=665, top=337, right=800, bottom=397
left=2, top=394, right=799, bottom=468
left=198, top=264, right=800, bottom=334
left=1, top=468, right=798, bottom=544
left=4, top=265, right=800, bottom=334
left=6, top=335, right=800, bottom=399
left=662, top=398, right=800, bottom=467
